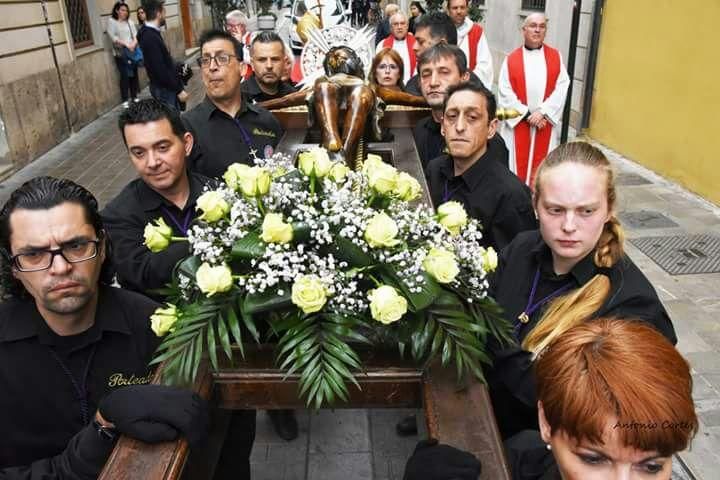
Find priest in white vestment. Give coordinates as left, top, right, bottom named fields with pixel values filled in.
left=498, top=13, right=570, bottom=185
left=376, top=12, right=417, bottom=84
left=448, top=0, right=493, bottom=89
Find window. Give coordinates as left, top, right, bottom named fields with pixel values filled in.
left=64, top=0, right=94, bottom=47
left=521, top=0, right=546, bottom=11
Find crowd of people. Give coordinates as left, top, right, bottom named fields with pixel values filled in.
left=0, top=1, right=699, bottom=480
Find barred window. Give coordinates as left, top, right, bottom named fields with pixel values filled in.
left=521, top=0, right=546, bottom=11
left=64, top=0, right=94, bottom=47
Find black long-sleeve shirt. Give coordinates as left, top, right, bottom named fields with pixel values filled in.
left=0, top=286, right=160, bottom=468
left=101, top=172, right=215, bottom=298
left=182, top=97, right=284, bottom=178
left=137, top=24, right=183, bottom=93
left=487, top=230, right=677, bottom=438
left=240, top=75, right=298, bottom=104
left=426, top=151, right=536, bottom=251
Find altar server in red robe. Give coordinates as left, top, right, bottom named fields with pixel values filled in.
left=498, top=13, right=570, bottom=186
left=448, top=0, right=493, bottom=89
left=377, top=11, right=417, bottom=84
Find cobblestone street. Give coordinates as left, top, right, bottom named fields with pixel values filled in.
left=2, top=66, right=719, bottom=479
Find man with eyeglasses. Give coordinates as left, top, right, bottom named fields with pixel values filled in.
left=183, top=30, right=284, bottom=179
left=102, top=99, right=215, bottom=299
left=0, top=177, right=208, bottom=476
left=137, top=0, right=189, bottom=110
left=497, top=12, right=570, bottom=185
left=376, top=11, right=416, bottom=84
left=241, top=32, right=298, bottom=104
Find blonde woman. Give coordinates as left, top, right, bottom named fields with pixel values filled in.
left=487, top=141, right=676, bottom=438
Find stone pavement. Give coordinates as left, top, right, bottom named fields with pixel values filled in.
left=2, top=62, right=720, bottom=478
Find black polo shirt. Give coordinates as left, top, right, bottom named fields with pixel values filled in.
left=426, top=151, right=536, bottom=251
left=102, top=171, right=215, bottom=298
left=182, top=96, right=284, bottom=178
left=487, top=230, right=677, bottom=438
left=0, top=286, right=160, bottom=468
left=240, top=75, right=298, bottom=104
left=413, top=115, right=509, bottom=170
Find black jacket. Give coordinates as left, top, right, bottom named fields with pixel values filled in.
left=487, top=230, right=677, bottom=437
left=101, top=172, right=216, bottom=298
left=0, top=286, right=160, bottom=468
left=426, top=151, right=536, bottom=251
left=137, top=25, right=183, bottom=92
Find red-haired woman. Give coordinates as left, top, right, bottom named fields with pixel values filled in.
left=369, top=48, right=405, bottom=90
left=487, top=141, right=677, bottom=438
left=404, top=319, right=697, bottom=480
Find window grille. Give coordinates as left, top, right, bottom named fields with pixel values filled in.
left=521, top=0, right=546, bottom=11
left=64, top=0, right=94, bottom=47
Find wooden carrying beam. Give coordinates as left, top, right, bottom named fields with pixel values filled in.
left=100, top=347, right=509, bottom=480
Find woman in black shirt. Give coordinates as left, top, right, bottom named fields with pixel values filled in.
left=488, top=141, right=676, bottom=438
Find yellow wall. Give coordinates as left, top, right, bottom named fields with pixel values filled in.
left=588, top=0, right=720, bottom=204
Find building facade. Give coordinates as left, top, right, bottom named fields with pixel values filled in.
left=0, top=0, right=211, bottom=175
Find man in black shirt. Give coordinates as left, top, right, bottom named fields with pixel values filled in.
left=241, top=31, right=298, bottom=103
left=183, top=30, right=284, bottom=179
left=427, top=81, right=536, bottom=250
left=137, top=0, right=188, bottom=110
left=0, top=177, right=206, bottom=475
left=414, top=44, right=509, bottom=170
left=405, top=12, right=458, bottom=96
left=102, top=99, right=214, bottom=298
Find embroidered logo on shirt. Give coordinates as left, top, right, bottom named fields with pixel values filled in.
left=107, top=372, right=152, bottom=387
left=252, top=128, right=277, bottom=137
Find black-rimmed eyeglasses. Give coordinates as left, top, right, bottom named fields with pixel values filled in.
left=197, top=53, right=238, bottom=68
left=11, top=239, right=101, bottom=272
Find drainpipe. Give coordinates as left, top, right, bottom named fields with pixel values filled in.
left=560, top=0, right=581, bottom=143
left=581, top=0, right=604, bottom=129
left=40, top=0, right=73, bottom=133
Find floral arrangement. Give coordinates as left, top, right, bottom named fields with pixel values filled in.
left=145, top=149, right=511, bottom=408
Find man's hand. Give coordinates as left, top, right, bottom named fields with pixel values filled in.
left=403, top=439, right=482, bottom=480
left=177, top=90, right=189, bottom=103
left=526, top=110, right=545, bottom=128
left=98, top=384, right=209, bottom=448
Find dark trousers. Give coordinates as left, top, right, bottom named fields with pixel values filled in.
left=114, top=56, right=139, bottom=101
left=150, top=83, right=180, bottom=111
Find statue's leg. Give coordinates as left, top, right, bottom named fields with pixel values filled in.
left=314, top=82, right=343, bottom=152
left=342, top=85, right=376, bottom=168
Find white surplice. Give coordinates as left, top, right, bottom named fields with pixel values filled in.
left=456, top=17, right=494, bottom=89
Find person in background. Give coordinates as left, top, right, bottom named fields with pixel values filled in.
left=137, top=0, right=188, bottom=110
left=136, top=6, right=146, bottom=26
left=404, top=318, right=697, bottom=480
left=447, top=0, right=493, bottom=89
left=408, top=1, right=426, bottom=34
left=375, top=3, right=399, bottom=46
left=376, top=11, right=416, bottom=84
left=369, top=48, right=405, bottom=90
left=107, top=2, right=140, bottom=108
left=225, top=9, right=253, bottom=80
left=404, top=11, right=457, bottom=96
left=241, top=32, right=298, bottom=103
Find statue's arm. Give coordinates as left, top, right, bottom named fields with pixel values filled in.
left=376, top=87, right=428, bottom=107
left=258, top=90, right=310, bottom=110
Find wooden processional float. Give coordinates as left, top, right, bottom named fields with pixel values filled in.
left=100, top=26, right=520, bottom=480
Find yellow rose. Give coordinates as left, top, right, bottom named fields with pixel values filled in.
left=422, top=247, right=460, bottom=284
left=329, top=163, right=350, bottom=183
left=437, top=201, right=468, bottom=235
left=260, top=213, right=293, bottom=244
left=239, top=166, right=272, bottom=197
left=223, top=163, right=252, bottom=191
left=298, top=147, right=332, bottom=178
left=195, top=263, right=233, bottom=296
left=291, top=274, right=327, bottom=314
left=394, top=172, right=422, bottom=201
left=196, top=191, right=230, bottom=223
left=143, top=217, right=173, bottom=253
left=482, top=247, right=498, bottom=272
left=367, top=162, right=398, bottom=194
left=364, top=212, right=401, bottom=248
left=362, top=154, right=385, bottom=175
left=150, top=304, right=179, bottom=337
left=368, top=285, right=408, bottom=324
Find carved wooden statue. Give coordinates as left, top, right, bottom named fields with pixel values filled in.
left=259, top=46, right=427, bottom=168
